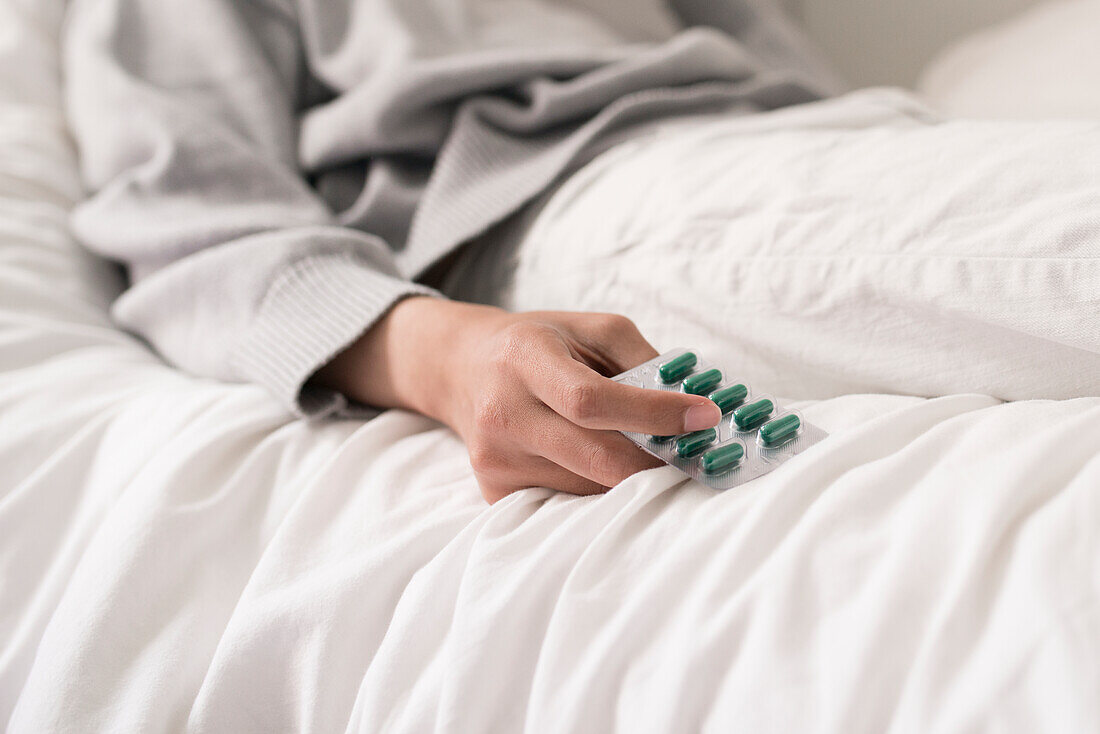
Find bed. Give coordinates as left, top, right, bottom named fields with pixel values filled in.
left=2, top=1, right=1098, bottom=732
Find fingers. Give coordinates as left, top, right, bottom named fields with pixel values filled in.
left=475, top=457, right=611, bottom=504
left=478, top=436, right=656, bottom=503
left=467, top=407, right=613, bottom=501
left=525, top=460, right=610, bottom=496
left=574, top=313, right=660, bottom=375
left=534, top=412, right=664, bottom=488
left=524, top=353, right=721, bottom=436
left=470, top=406, right=663, bottom=499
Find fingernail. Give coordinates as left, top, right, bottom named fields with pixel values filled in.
left=684, top=402, right=721, bottom=432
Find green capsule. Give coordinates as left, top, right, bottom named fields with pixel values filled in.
left=701, top=442, right=745, bottom=475
left=658, top=352, right=698, bottom=384
left=649, top=434, right=676, bottom=444
left=676, top=428, right=717, bottom=459
left=733, top=398, right=774, bottom=431
left=682, top=368, right=723, bottom=396
left=708, top=384, right=748, bottom=414
left=759, top=414, right=801, bottom=447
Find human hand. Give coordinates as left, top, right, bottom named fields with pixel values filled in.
left=315, top=298, right=722, bottom=503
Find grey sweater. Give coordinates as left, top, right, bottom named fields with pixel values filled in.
left=64, top=0, right=838, bottom=416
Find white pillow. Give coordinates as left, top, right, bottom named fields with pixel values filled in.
left=467, top=89, right=1100, bottom=402
left=918, top=0, right=1100, bottom=119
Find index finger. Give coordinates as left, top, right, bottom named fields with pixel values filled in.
left=525, top=354, right=722, bottom=436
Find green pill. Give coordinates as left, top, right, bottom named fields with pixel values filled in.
left=649, top=434, right=676, bottom=444
left=702, top=442, right=745, bottom=475
left=708, top=384, right=748, bottom=414
left=759, top=414, right=801, bottom=447
left=676, top=428, right=717, bottom=459
left=658, top=352, right=698, bottom=384
left=733, top=398, right=774, bottom=431
left=682, top=368, right=723, bottom=396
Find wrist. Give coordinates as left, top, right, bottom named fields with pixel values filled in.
left=314, top=296, right=506, bottom=426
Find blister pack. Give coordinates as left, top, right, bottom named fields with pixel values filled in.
left=612, top=348, right=828, bottom=490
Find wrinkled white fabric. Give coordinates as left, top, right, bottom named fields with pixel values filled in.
left=2, top=3, right=1099, bottom=733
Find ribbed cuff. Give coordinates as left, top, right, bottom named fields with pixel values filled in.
left=231, top=252, right=440, bottom=418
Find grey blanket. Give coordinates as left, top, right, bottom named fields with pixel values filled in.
left=64, top=0, right=839, bottom=415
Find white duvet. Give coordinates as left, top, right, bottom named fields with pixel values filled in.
left=1, top=2, right=1098, bottom=733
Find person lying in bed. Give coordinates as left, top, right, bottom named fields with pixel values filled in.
left=64, top=0, right=841, bottom=502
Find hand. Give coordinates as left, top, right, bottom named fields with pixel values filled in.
left=315, top=297, right=722, bottom=503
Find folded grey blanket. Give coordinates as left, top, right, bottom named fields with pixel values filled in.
left=64, top=0, right=838, bottom=416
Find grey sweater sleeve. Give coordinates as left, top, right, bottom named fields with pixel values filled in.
left=65, top=0, right=833, bottom=419
left=63, top=0, right=438, bottom=417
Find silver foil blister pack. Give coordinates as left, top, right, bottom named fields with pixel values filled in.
left=612, top=348, right=827, bottom=490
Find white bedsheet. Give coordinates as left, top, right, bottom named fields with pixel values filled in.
left=1, top=2, right=1099, bottom=732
